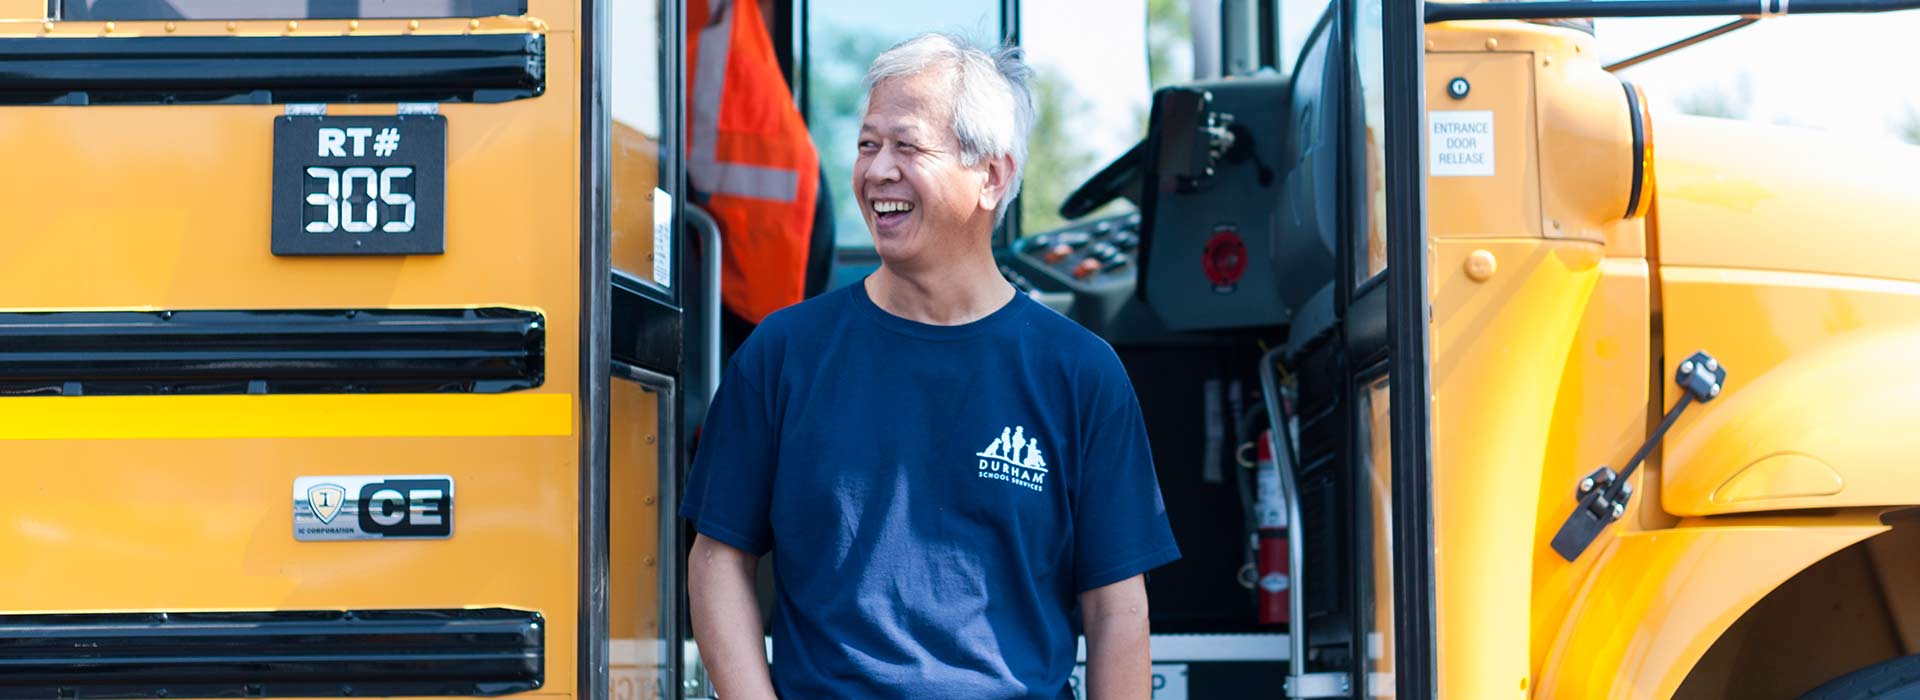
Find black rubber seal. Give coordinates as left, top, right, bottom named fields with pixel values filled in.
left=0, top=608, right=543, bottom=699
left=0, top=33, right=545, bottom=105
left=0, top=307, right=544, bottom=395
left=1622, top=80, right=1647, bottom=219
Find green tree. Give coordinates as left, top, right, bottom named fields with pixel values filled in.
left=809, top=30, right=893, bottom=247
left=1020, top=68, right=1101, bottom=233
left=1145, top=0, right=1194, bottom=90
left=1892, top=104, right=1920, bottom=146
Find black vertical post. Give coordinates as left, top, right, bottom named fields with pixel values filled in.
left=792, top=0, right=809, bottom=112
left=1383, top=0, right=1435, bottom=696
left=580, top=0, right=614, bottom=699
left=663, top=1, right=690, bottom=697
left=996, top=0, right=1022, bottom=247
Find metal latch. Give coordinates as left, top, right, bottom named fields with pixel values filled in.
left=1550, top=350, right=1727, bottom=561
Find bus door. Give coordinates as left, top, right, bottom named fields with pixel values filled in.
left=602, top=0, right=696, bottom=698
left=0, top=1, right=685, bottom=698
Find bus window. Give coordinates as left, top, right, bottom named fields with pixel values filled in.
left=1360, top=375, right=1396, bottom=699
left=611, top=0, right=670, bottom=289
left=1018, top=0, right=1151, bottom=234
left=54, top=0, right=525, bottom=20
left=1355, top=0, right=1389, bottom=281
left=804, top=0, right=1000, bottom=250
left=1279, top=0, right=1333, bottom=76
left=611, top=369, right=671, bottom=700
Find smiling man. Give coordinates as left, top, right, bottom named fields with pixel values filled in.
left=680, top=33, right=1180, bottom=700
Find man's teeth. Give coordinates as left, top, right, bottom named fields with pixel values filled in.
left=873, top=201, right=914, bottom=214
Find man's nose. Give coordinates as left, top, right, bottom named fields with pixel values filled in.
left=865, top=146, right=901, bottom=183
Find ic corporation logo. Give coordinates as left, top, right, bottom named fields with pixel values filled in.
left=976, top=425, right=1048, bottom=493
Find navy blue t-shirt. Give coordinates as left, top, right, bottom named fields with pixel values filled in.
left=680, top=280, right=1180, bottom=700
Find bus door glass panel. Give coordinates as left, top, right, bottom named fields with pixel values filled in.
left=608, top=1, right=673, bottom=697
left=805, top=0, right=999, bottom=253
left=1353, top=0, right=1387, bottom=281
left=1351, top=0, right=1393, bottom=693
left=1357, top=374, right=1394, bottom=697
left=611, top=0, right=673, bottom=292
left=611, top=373, right=670, bottom=700
left=54, top=0, right=525, bottom=19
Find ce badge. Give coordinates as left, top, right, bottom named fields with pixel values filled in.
left=294, top=475, right=453, bottom=541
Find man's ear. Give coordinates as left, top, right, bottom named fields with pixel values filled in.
left=978, top=153, right=1016, bottom=214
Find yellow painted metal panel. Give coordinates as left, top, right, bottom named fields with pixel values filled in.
left=1425, top=51, right=1540, bottom=239
left=0, top=435, right=580, bottom=610
left=1711, top=453, right=1844, bottom=504
left=0, top=394, right=571, bottom=440
left=0, top=0, right=42, bottom=20
left=1533, top=43, right=1637, bottom=249
left=1653, top=115, right=1920, bottom=284
left=1536, top=515, right=1884, bottom=700
left=1432, top=237, right=1604, bottom=700
left=1527, top=257, right=1650, bottom=680
left=1428, top=21, right=1647, bottom=254
left=1661, top=266, right=1920, bottom=516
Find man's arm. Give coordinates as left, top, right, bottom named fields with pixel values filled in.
left=1081, top=574, right=1153, bottom=700
left=688, top=534, right=778, bottom=700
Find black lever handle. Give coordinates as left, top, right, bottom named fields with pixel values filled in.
left=1550, top=350, right=1727, bottom=561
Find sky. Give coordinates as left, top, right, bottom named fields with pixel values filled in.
left=1597, top=13, right=1920, bottom=143
left=1021, top=0, right=1153, bottom=164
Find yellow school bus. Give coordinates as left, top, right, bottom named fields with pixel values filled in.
left=7, top=0, right=1920, bottom=699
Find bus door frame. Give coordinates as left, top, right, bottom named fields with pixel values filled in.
left=1380, top=0, right=1436, bottom=697
left=588, top=0, right=698, bottom=696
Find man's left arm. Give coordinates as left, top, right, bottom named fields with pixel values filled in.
left=1081, top=574, right=1152, bottom=700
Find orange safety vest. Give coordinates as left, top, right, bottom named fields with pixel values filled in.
left=687, top=0, right=821, bottom=324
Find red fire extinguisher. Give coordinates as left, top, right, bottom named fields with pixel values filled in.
left=1255, top=430, right=1289, bottom=625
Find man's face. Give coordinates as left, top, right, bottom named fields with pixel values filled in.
left=854, top=69, right=1004, bottom=266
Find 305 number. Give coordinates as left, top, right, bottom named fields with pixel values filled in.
left=304, top=166, right=416, bottom=234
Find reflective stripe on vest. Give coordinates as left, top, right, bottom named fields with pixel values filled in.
left=686, top=0, right=821, bottom=323
left=690, top=0, right=801, bottom=203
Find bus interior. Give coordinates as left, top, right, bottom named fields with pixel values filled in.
left=668, top=0, right=1397, bottom=692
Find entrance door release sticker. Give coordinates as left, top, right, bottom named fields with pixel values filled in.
left=1429, top=110, right=1496, bottom=177
left=294, top=475, right=453, bottom=541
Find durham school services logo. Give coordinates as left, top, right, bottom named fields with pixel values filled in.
left=976, top=425, right=1048, bottom=493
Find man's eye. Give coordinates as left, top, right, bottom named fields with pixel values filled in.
left=858, top=141, right=878, bottom=151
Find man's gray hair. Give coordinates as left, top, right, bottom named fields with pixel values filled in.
left=863, top=33, right=1034, bottom=225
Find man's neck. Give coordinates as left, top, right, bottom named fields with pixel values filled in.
left=866, top=251, right=1014, bottom=327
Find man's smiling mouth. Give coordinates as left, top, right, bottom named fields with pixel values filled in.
left=871, top=199, right=915, bottom=215
left=871, top=199, right=915, bottom=230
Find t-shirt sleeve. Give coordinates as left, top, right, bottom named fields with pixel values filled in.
left=678, top=346, right=779, bottom=556
left=1072, top=369, right=1181, bottom=592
